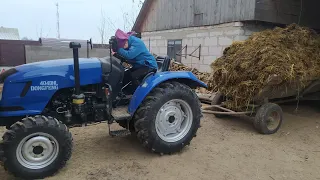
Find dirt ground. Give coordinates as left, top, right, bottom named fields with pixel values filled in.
left=0, top=102, right=319, bottom=180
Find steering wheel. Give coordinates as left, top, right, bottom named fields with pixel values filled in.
left=112, top=53, right=132, bottom=70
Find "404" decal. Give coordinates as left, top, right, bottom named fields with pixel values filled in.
left=31, top=81, right=59, bottom=91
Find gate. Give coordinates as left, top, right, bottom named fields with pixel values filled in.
left=0, top=43, right=25, bottom=66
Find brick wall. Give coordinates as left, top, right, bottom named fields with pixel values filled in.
left=141, top=22, right=272, bottom=72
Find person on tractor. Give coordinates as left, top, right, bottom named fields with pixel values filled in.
left=111, top=29, right=158, bottom=86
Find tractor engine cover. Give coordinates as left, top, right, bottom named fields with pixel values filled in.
left=0, top=57, right=123, bottom=118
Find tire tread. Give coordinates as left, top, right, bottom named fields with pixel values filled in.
left=133, top=81, right=201, bottom=154
left=0, top=115, right=73, bottom=179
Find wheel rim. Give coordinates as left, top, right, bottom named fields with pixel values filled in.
left=155, top=99, right=193, bottom=143
left=16, top=132, right=59, bottom=169
left=266, top=111, right=281, bottom=131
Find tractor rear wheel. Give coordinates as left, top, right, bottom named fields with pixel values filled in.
left=0, top=115, right=73, bottom=179
left=133, top=81, right=201, bottom=154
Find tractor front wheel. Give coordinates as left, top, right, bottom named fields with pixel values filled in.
left=0, top=116, right=73, bottom=179
left=134, top=81, right=201, bottom=154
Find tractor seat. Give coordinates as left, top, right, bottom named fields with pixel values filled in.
left=140, top=56, right=171, bottom=84
left=156, top=56, right=171, bottom=72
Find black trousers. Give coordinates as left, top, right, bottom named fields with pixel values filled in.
left=130, top=66, right=156, bottom=86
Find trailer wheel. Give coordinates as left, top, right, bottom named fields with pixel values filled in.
left=133, top=81, right=201, bottom=154
left=0, top=116, right=73, bottom=179
left=254, top=103, right=283, bottom=134
left=211, top=92, right=227, bottom=118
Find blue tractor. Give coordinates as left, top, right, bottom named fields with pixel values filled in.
left=0, top=37, right=207, bottom=179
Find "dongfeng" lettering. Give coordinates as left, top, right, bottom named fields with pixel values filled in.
left=30, top=81, right=59, bottom=91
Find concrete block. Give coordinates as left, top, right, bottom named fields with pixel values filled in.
left=183, top=38, right=193, bottom=46
left=153, top=36, right=162, bottom=40
left=192, top=38, right=204, bottom=46
left=156, top=39, right=166, bottom=46
left=184, top=63, right=192, bottom=68
left=141, top=37, right=149, bottom=41
left=187, top=33, right=197, bottom=38
left=182, top=58, right=192, bottom=64
left=204, top=37, right=218, bottom=46
left=197, top=32, right=209, bottom=37
left=224, top=29, right=245, bottom=36
left=199, top=64, right=212, bottom=72
left=191, top=63, right=200, bottom=69
left=201, top=46, right=209, bottom=56
left=150, top=40, right=156, bottom=47
left=151, top=47, right=159, bottom=54
left=218, top=37, right=233, bottom=46
left=209, top=46, right=223, bottom=56
left=202, top=56, right=216, bottom=65
left=159, top=47, right=167, bottom=55
left=210, top=31, right=223, bottom=36
left=234, top=35, right=249, bottom=41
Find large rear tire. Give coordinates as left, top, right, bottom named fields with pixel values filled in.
left=133, top=81, right=201, bottom=154
left=0, top=115, right=73, bottom=179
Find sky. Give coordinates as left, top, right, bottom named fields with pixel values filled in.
left=0, top=0, right=144, bottom=43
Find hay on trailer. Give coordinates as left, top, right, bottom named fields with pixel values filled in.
left=210, top=24, right=320, bottom=110
left=169, top=61, right=213, bottom=93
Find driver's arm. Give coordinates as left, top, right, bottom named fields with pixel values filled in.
left=118, top=45, right=141, bottom=60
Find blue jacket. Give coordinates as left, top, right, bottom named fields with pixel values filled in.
left=118, top=36, right=158, bottom=70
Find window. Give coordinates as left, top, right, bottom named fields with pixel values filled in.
left=167, top=40, right=182, bottom=62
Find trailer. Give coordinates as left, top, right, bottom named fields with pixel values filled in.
left=202, top=76, right=320, bottom=134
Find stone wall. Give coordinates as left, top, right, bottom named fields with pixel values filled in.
left=141, top=22, right=273, bottom=72
left=25, top=45, right=109, bottom=63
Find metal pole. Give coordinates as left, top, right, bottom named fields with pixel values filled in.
left=87, top=40, right=89, bottom=58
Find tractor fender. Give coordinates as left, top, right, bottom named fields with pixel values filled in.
left=128, top=71, right=207, bottom=115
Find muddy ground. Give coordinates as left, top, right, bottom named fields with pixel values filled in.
left=0, top=102, right=319, bottom=180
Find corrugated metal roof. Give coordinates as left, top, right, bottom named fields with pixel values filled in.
left=0, top=27, right=20, bottom=40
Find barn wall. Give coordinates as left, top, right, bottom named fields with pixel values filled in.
left=254, top=0, right=320, bottom=29
left=142, top=22, right=274, bottom=72
left=141, top=0, right=256, bottom=32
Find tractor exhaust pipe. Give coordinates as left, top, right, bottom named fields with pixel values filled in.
left=69, top=42, right=86, bottom=120
left=69, top=42, right=81, bottom=95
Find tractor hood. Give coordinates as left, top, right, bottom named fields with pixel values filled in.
left=6, top=58, right=103, bottom=86
left=15, top=58, right=101, bottom=73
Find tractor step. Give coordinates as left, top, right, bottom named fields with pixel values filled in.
left=108, top=123, right=131, bottom=137
left=112, top=106, right=131, bottom=121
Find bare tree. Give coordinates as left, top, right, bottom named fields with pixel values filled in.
left=36, top=23, right=43, bottom=39
left=132, top=0, right=144, bottom=7
left=122, top=0, right=144, bottom=32
left=97, top=0, right=144, bottom=42
left=98, top=9, right=119, bottom=44
left=97, top=10, right=107, bottom=44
